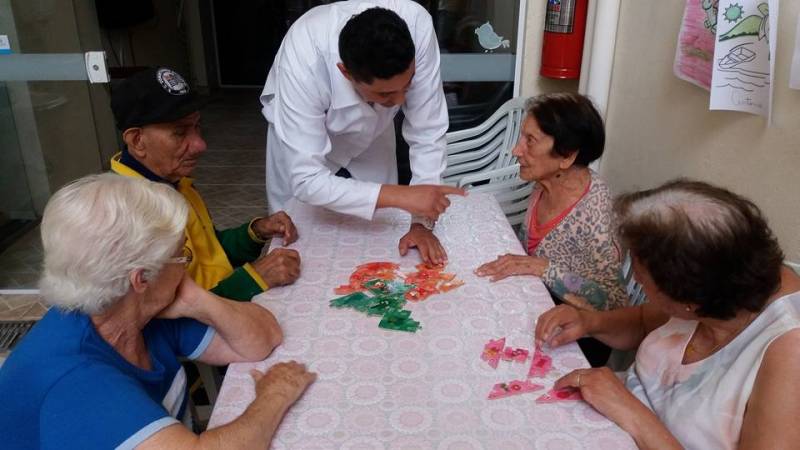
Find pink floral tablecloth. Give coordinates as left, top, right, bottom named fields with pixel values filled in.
left=208, top=194, right=635, bottom=449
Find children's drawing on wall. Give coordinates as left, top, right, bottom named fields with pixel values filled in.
left=710, top=0, right=778, bottom=118
left=790, top=12, right=800, bottom=90
left=674, top=0, right=718, bottom=90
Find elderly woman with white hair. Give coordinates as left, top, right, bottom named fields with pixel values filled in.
left=0, top=174, right=315, bottom=449
left=535, top=179, right=800, bottom=449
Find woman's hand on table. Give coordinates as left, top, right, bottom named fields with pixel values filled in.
left=251, top=361, right=316, bottom=408
left=474, top=254, right=548, bottom=281
left=399, top=224, right=448, bottom=265
left=555, top=368, right=653, bottom=435
left=534, top=304, right=590, bottom=347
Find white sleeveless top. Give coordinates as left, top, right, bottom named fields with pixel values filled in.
left=624, top=291, right=800, bottom=449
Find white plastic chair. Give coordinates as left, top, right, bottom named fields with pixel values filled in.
left=620, top=252, right=647, bottom=307
left=444, top=97, right=527, bottom=185
left=457, top=164, right=532, bottom=226
left=787, top=261, right=800, bottom=275
left=606, top=252, right=647, bottom=372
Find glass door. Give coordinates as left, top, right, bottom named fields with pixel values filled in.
left=426, top=0, right=523, bottom=130
left=0, top=0, right=114, bottom=292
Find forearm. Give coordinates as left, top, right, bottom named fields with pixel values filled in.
left=377, top=184, right=409, bottom=211
left=624, top=405, right=684, bottom=450
left=194, top=294, right=282, bottom=360
left=582, top=306, right=649, bottom=351
left=196, top=394, right=290, bottom=449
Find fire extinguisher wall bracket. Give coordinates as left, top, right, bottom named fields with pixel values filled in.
left=540, top=0, right=589, bottom=80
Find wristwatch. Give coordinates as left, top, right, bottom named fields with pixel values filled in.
left=411, top=215, right=435, bottom=231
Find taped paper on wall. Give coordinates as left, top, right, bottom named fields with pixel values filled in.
left=709, top=0, right=778, bottom=119
left=790, top=12, right=800, bottom=89
left=674, top=0, right=718, bottom=90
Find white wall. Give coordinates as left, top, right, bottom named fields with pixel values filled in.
left=600, top=1, right=800, bottom=261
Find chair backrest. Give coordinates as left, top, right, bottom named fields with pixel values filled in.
left=444, top=97, right=527, bottom=185
left=457, top=164, right=532, bottom=226
left=620, top=251, right=648, bottom=307
left=787, top=261, right=800, bottom=275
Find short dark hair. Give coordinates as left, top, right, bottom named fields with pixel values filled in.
left=338, top=7, right=415, bottom=83
left=616, top=179, right=784, bottom=320
left=525, top=93, right=605, bottom=167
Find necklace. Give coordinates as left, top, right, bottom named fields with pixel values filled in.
left=686, top=313, right=757, bottom=358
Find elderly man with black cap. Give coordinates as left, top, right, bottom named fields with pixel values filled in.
left=110, top=67, right=300, bottom=301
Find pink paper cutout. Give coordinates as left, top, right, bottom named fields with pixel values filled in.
left=501, top=347, right=529, bottom=362
left=535, top=387, right=583, bottom=404
left=488, top=380, right=544, bottom=400
left=527, top=347, right=553, bottom=378
left=481, top=337, right=506, bottom=369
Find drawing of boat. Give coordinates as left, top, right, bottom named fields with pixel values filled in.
left=719, top=44, right=756, bottom=69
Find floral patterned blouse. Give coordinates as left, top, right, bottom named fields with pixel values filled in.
left=518, top=170, right=627, bottom=310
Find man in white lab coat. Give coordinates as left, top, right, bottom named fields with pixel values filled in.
left=261, top=0, right=465, bottom=265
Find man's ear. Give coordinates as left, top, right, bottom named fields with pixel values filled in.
left=336, top=62, right=353, bottom=82
left=129, top=268, right=149, bottom=294
left=122, top=127, right=147, bottom=159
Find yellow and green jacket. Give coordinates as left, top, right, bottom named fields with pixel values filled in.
left=111, top=151, right=268, bottom=301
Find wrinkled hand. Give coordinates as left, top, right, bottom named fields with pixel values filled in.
left=251, top=361, right=316, bottom=408
left=158, top=274, right=208, bottom=319
left=474, top=254, right=548, bottom=281
left=554, top=367, right=645, bottom=431
left=253, top=211, right=298, bottom=245
left=401, top=185, right=466, bottom=221
left=252, top=248, right=301, bottom=288
left=534, top=304, right=589, bottom=348
left=398, top=224, right=447, bottom=265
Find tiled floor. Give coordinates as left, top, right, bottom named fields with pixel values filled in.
left=0, top=88, right=268, bottom=316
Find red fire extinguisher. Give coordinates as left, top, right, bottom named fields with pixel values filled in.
left=540, top=0, right=588, bottom=79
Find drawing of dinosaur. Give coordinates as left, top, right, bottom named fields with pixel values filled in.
left=719, top=2, right=769, bottom=42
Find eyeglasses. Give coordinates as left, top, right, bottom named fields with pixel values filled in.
left=167, top=247, right=193, bottom=266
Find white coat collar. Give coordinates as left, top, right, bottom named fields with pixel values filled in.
left=329, top=63, right=364, bottom=110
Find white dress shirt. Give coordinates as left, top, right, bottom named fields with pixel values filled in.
left=261, top=0, right=448, bottom=220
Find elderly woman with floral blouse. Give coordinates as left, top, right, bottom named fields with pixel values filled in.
left=476, top=93, right=626, bottom=311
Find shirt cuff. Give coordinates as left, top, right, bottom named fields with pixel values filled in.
left=411, top=215, right=435, bottom=230
left=116, top=416, right=180, bottom=450
left=243, top=262, right=269, bottom=291
left=247, top=217, right=267, bottom=243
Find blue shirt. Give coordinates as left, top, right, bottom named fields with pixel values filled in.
left=0, top=308, right=215, bottom=449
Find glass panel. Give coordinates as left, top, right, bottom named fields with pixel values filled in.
left=425, top=0, right=521, bottom=131
left=0, top=0, right=113, bottom=290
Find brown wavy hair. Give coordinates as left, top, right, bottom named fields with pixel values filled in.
left=615, top=179, right=784, bottom=319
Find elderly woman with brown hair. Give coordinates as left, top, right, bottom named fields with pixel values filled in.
left=0, top=174, right=315, bottom=449
left=476, top=93, right=627, bottom=311
left=536, top=179, right=800, bottom=449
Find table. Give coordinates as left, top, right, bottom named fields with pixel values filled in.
left=208, top=194, right=635, bottom=449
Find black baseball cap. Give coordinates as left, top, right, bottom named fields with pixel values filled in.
left=111, top=67, right=208, bottom=131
